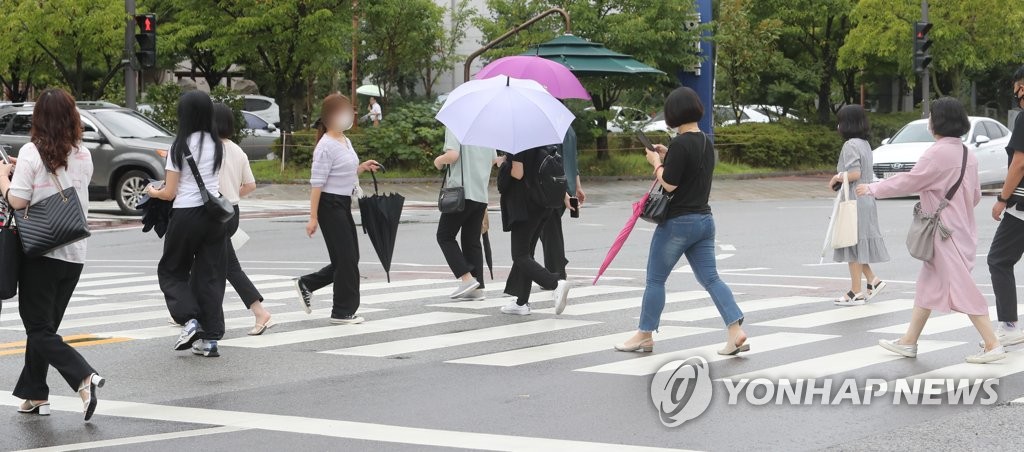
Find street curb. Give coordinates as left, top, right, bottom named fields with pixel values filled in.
left=255, top=170, right=831, bottom=186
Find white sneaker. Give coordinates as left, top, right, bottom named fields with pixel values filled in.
left=978, top=322, right=1024, bottom=347
left=453, top=289, right=485, bottom=301
left=500, top=301, right=531, bottom=315
left=966, top=346, right=1006, bottom=364
left=552, top=280, right=570, bottom=315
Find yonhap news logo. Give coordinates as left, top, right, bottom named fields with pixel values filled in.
left=650, top=356, right=1001, bottom=427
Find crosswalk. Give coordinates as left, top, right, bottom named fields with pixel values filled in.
left=2, top=271, right=1024, bottom=401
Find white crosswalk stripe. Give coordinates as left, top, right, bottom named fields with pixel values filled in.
left=8, top=271, right=1024, bottom=395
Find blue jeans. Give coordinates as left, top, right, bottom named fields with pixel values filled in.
left=639, top=213, right=743, bottom=332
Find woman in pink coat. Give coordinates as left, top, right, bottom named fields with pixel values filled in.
left=856, top=97, right=1005, bottom=364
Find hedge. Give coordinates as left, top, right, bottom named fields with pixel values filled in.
left=714, top=122, right=842, bottom=169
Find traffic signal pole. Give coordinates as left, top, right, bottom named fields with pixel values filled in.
left=921, top=0, right=929, bottom=117
left=125, top=0, right=137, bottom=109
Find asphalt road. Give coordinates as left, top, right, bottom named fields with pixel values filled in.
left=1, top=180, right=1023, bottom=451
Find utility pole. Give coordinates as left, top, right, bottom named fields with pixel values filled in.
left=920, top=0, right=929, bottom=117
left=124, top=0, right=138, bottom=109
left=350, top=0, right=359, bottom=129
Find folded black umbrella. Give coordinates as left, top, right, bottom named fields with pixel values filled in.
left=0, top=201, right=20, bottom=301
left=358, top=171, right=404, bottom=282
left=136, top=189, right=172, bottom=238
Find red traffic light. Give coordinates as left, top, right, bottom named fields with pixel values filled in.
left=135, top=14, right=156, bottom=34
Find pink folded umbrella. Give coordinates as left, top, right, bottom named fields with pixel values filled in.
left=593, top=181, right=656, bottom=285
left=475, top=56, right=591, bottom=100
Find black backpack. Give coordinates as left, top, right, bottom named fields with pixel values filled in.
left=528, top=146, right=568, bottom=208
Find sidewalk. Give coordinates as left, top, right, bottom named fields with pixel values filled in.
left=248, top=175, right=833, bottom=204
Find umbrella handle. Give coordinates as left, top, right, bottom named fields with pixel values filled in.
left=370, top=170, right=379, bottom=195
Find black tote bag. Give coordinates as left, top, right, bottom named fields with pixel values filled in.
left=0, top=211, right=19, bottom=300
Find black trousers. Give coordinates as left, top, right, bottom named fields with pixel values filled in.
left=300, top=193, right=360, bottom=318
left=14, top=256, right=95, bottom=400
left=436, top=200, right=487, bottom=287
left=159, top=206, right=228, bottom=340
left=539, top=206, right=568, bottom=279
left=988, top=213, right=1024, bottom=323
left=225, top=205, right=262, bottom=308
left=505, top=211, right=560, bottom=305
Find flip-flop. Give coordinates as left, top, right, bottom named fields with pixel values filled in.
left=248, top=320, right=275, bottom=336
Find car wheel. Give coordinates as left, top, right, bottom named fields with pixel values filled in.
left=115, top=170, right=150, bottom=215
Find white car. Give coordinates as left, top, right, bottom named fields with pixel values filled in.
left=242, top=95, right=280, bottom=127
left=587, top=106, right=652, bottom=133
left=872, top=116, right=1011, bottom=188
left=239, top=111, right=280, bottom=160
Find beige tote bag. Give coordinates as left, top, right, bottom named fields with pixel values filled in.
left=831, top=172, right=858, bottom=249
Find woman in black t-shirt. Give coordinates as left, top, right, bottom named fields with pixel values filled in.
left=614, top=87, right=748, bottom=355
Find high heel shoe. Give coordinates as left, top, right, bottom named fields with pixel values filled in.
left=614, top=338, right=654, bottom=353
left=18, top=400, right=50, bottom=416
left=78, top=373, right=105, bottom=422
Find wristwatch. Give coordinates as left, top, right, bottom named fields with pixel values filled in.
left=997, top=195, right=1010, bottom=203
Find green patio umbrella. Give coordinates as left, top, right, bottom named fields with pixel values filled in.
left=522, top=34, right=665, bottom=76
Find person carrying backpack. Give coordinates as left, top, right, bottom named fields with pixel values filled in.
left=497, top=146, right=571, bottom=315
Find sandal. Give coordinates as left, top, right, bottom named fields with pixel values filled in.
left=18, top=400, right=50, bottom=416
left=248, top=320, right=275, bottom=336
left=833, top=290, right=865, bottom=307
left=866, top=280, right=887, bottom=301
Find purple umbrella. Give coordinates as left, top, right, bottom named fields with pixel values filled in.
left=593, top=181, right=656, bottom=285
left=475, top=56, right=591, bottom=100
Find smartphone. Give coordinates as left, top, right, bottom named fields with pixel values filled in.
left=832, top=181, right=842, bottom=192
left=636, top=130, right=656, bottom=152
left=569, top=197, right=580, bottom=218
left=0, top=144, right=11, bottom=164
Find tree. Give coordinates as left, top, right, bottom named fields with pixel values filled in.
left=715, top=0, right=782, bottom=125
left=477, top=0, right=702, bottom=159
left=752, top=0, right=855, bottom=124
left=417, top=0, right=476, bottom=97
left=160, top=0, right=351, bottom=138
left=840, top=0, right=1024, bottom=101
left=361, top=0, right=444, bottom=98
left=1, top=0, right=125, bottom=100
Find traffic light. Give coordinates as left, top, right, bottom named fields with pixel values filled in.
left=134, top=14, right=157, bottom=69
left=913, top=21, right=932, bottom=73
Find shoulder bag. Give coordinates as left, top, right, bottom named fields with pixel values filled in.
left=183, top=136, right=234, bottom=223
left=830, top=172, right=859, bottom=248
left=905, top=145, right=968, bottom=261
left=641, top=133, right=708, bottom=224
left=14, top=168, right=91, bottom=258
left=438, top=147, right=466, bottom=214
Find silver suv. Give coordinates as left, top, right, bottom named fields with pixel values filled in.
left=0, top=102, right=170, bottom=214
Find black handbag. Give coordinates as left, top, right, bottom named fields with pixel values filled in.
left=182, top=137, right=233, bottom=223
left=438, top=149, right=466, bottom=214
left=640, top=133, right=709, bottom=224
left=0, top=202, right=20, bottom=300
left=14, top=171, right=91, bottom=258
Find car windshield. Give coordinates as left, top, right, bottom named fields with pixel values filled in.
left=889, top=122, right=968, bottom=144
left=91, top=110, right=172, bottom=139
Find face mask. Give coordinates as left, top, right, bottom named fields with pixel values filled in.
left=334, top=112, right=354, bottom=131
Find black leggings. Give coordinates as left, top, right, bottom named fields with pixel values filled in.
left=225, top=205, right=262, bottom=307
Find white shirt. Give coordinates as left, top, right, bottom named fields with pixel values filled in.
left=218, top=140, right=255, bottom=205
left=166, top=132, right=221, bottom=209
left=370, top=103, right=382, bottom=121
left=8, top=142, right=93, bottom=264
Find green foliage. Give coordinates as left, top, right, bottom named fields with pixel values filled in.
left=361, top=102, right=446, bottom=168
left=715, top=0, right=783, bottom=125
left=141, top=84, right=248, bottom=143
left=715, top=122, right=843, bottom=169
left=361, top=0, right=445, bottom=97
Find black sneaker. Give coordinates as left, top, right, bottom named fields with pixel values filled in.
left=329, top=315, right=365, bottom=325
left=293, top=278, right=313, bottom=314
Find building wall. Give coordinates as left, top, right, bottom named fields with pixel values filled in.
left=433, top=0, right=490, bottom=95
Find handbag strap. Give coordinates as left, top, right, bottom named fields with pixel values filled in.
left=943, top=145, right=968, bottom=201
left=182, top=134, right=212, bottom=201
left=441, top=145, right=466, bottom=190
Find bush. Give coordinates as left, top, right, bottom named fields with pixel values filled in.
left=714, top=121, right=842, bottom=169
left=142, top=84, right=247, bottom=143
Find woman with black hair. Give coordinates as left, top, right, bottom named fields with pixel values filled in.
left=858, top=97, right=1004, bottom=364
left=0, top=88, right=105, bottom=421
left=212, top=103, right=272, bottom=335
left=147, top=90, right=227, bottom=357
left=615, top=86, right=748, bottom=356
left=827, top=105, right=889, bottom=306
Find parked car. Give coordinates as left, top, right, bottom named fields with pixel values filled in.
left=239, top=111, right=279, bottom=160
left=586, top=106, right=652, bottom=133
left=242, top=95, right=280, bottom=127
left=872, top=116, right=1011, bottom=188
left=0, top=102, right=170, bottom=214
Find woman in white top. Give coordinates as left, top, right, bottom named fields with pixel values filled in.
left=0, top=88, right=105, bottom=421
left=147, top=91, right=228, bottom=357
left=213, top=103, right=272, bottom=335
